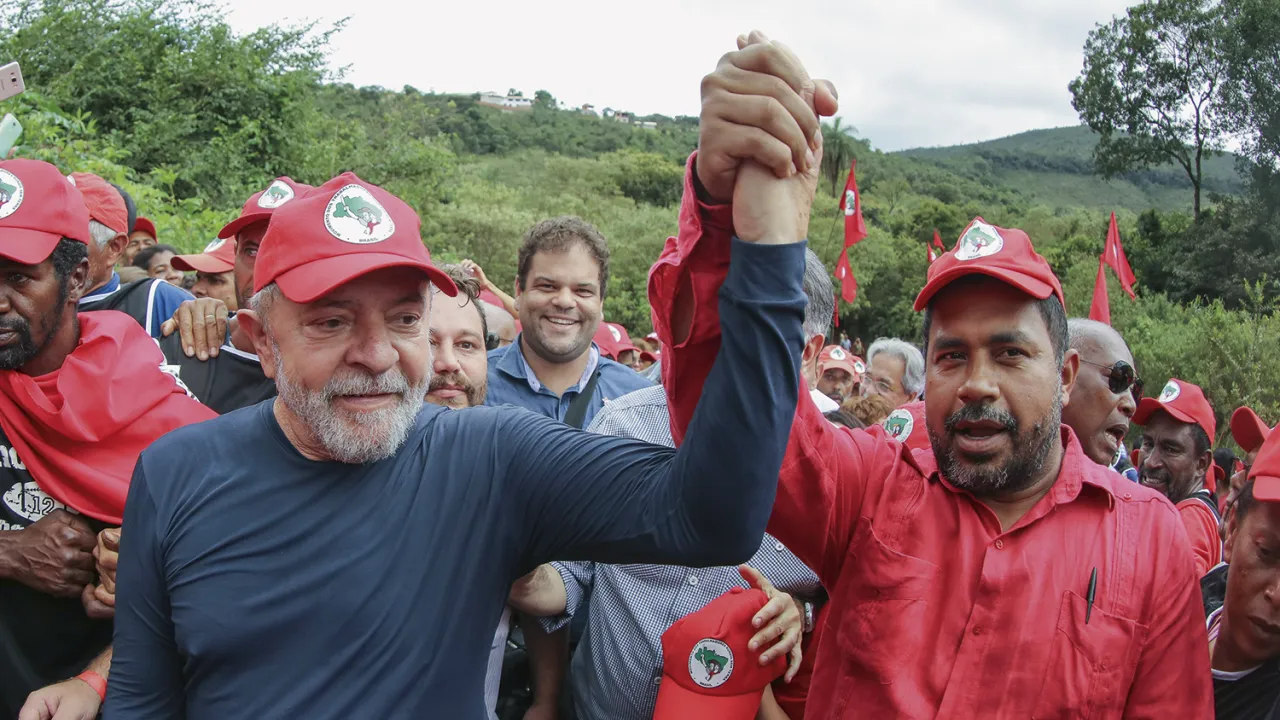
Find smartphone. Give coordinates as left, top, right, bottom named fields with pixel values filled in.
left=0, top=114, right=22, bottom=157
left=0, top=62, right=25, bottom=102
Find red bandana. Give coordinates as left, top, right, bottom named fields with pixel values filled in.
left=0, top=312, right=217, bottom=524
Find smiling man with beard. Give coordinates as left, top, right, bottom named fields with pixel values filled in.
left=104, top=168, right=808, bottom=718
left=655, top=32, right=1211, bottom=717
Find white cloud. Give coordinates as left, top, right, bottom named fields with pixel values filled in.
left=223, top=0, right=1133, bottom=150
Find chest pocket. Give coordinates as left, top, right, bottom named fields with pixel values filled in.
left=833, top=520, right=937, bottom=696
left=1031, top=590, right=1147, bottom=720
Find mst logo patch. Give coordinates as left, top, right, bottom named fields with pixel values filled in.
left=257, top=179, right=296, bottom=209
left=0, top=168, right=24, bottom=219
left=883, top=408, right=915, bottom=443
left=688, top=638, right=734, bottom=689
left=1158, top=380, right=1181, bottom=403
left=325, top=184, right=395, bottom=244
left=955, top=220, right=1004, bottom=261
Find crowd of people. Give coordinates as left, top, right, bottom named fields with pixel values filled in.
left=0, top=31, right=1277, bottom=720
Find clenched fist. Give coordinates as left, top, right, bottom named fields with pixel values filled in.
left=0, top=509, right=97, bottom=597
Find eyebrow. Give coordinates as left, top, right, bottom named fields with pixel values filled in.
left=532, top=275, right=597, bottom=289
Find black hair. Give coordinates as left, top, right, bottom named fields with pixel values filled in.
left=516, top=216, right=610, bottom=298
left=50, top=238, right=88, bottom=285
left=1214, top=448, right=1236, bottom=478
left=108, top=182, right=137, bottom=235
left=132, top=243, right=179, bottom=271
left=921, top=276, right=1068, bottom=367
left=1235, top=478, right=1257, bottom=523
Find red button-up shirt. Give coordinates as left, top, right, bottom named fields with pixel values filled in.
left=649, top=154, right=1214, bottom=719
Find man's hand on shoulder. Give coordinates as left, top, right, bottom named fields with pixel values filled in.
left=160, top=297, right=229, bottom=360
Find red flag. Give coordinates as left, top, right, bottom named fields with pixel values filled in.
left=833, top=293, right=840, bottom=328
left=835, top=250, right=857, bottom=303
left=932, top=229, right=946, bottom=254
left=1103, top=212, right=1136, bottom=299
left=927, top=244, right=938, bottom=264
left=1089, top=259, right=1112, bottom=325
left=840, top=160, right=868, bottom=247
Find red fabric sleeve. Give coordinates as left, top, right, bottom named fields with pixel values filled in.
left=1176, top=501, right=1223, bottom=577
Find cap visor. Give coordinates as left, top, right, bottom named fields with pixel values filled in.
left=0, top=229, right=64, bottom=265
left=913, top=265, right=1055, bottom=311
left=218, top=212, right=272, bottom=240
left=1231, top=407, right=1270, bottom=454
left=273, top=253, right=457, bottom=304
left=1253, top=476, right=1280, bottom=503
left=171, top=253, right=234, bottom=273
left=652, top=681, right=764, bottom=720
left=1132, top=399, right=1198, bottom=428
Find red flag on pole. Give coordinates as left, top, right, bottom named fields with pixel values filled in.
left=1089, top=259, right=1112, bottom=325
left=1103, top=212, right=1136, bottom=299
left=927, top=244, right=938, bottom=264
left=932, top=229, right=946, bottom=255
left=840, top=160, right=868, bottom=247
left=835, top=250, right=857, bottom=303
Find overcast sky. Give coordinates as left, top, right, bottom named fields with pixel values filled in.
left=223, top=0, right=1133, bottom=151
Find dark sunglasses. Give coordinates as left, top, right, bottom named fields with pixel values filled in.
left=1080, top=359, right=1143, bottom=401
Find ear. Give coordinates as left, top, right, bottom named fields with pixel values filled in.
left=1060, top=348, right=1080, bottom=409
left=800, top=334, right=825, bottom=389
left=235, top=310, right=277, bottom=380
left=1222, top=505, right=1241, bottom=564
left=1196, top=448, right=1214, bottom=483
left=105, top=232, right=129, bottom=267
left=65, top=258, right=90, bottom=304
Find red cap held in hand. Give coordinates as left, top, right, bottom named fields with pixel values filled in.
left=253, top=172, right=456, bottom=302
left=1231, top=406, right=1271, bottom=457
left=171, top=237, right=236, bottom=274
left=0, top=159, right=91, bottom=264
left=914, top=217, right=1064, bottom=311
left=1248, top=422, right=1280, bottom=502
left=818, top=345, right=862, bottom=380
left=219, top=177, right=313, bottom=240
left=68, top=172, right=127, bottom=236
left=653, top=587, right=786, bottom=720
left=883, top=401, right=929, bottom=452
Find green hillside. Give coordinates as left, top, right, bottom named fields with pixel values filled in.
left=896, top=126, right=1246, bottom=212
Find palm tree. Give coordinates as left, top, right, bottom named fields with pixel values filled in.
left=821, top=118, right=861, bottom=196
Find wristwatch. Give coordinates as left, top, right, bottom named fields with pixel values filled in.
left=802, top=601, right=816, bottom=634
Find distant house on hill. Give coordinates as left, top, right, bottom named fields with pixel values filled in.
left=636, top=121, right=657, bottom=130
left=614, top=111, right=635, bottom=123
left=579, top=104, right=597, bottom=116
left=477, top=91, right=534, bottom=111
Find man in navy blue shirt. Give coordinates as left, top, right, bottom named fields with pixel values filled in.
left=105, top=148, right=815, bottom=717
left=485, top=216, right=650, bottom=430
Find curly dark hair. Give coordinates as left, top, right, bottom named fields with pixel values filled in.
left=516, top=216, right=610, bottom=298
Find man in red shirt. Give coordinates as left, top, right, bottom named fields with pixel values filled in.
left=651, top=32, right=1212, bottom=717
left=1134, top=378, right=1223, bottom=576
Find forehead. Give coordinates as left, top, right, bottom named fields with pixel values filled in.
left=868, top=352, right=903, bottom=377
left=431, top=292, right=485, bottom=335
left=1078, top=329, right=1135, bottom=367
left=928, top=280, right=1051, bottom=348
left=1241, top=498, right=1280, bottom=538
left=824, top=366, right=853, bottom=378
left=294, top=268, right=429, bottom=312
left=1142, top=410, right=1196, bottom=442
left=129, top=231, right=154, bottom=242
left=236, top=222, right=269, bottom=247
left=527, top=242, right=601, bottom=283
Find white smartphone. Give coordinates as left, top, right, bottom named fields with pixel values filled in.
left=0, top=62, right=26, bottom=102
left=0, top=114, right=22, bottom=157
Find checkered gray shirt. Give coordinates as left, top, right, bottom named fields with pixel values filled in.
left=541, top=385, right=820, bottom=720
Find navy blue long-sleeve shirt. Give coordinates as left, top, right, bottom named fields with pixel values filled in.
left=104, top=239, right=806, bottom=719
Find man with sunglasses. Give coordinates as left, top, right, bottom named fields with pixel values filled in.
left=1062, top=319, right=1141, bottom=479
left=1135, top=378, right=1224, bottom=576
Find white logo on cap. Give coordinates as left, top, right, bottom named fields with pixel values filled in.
left=257, top=180, right=296, bottom=209
left=843, top=189, right=857, bottom=216
left=955, top=220, right=1004, bottom=261
left=608, top=325, right=622, bottom=342
left=688, top=639, right=734, bottom=689
left=0, top=169, right=25, bottom=220
left=854, top=359, right=866, bottom=374
left=203, top=238, right=226, bottom=253
left=324, top=184, right=396, bottom=244
left=829, top=347, right=847, bottom=361
left=1158, top=380, right=1181, bottom=403
left=883, top=409, right=915, bottom=442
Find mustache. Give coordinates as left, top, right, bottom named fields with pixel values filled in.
left=943, top=403, right=1018, bottom=434
left=0, top=316, right=32, bottom=336
left=428, top=371, right=475, bottom=394
left=322, top=369, right=411, bottom=401
left=1140, top=467, right=1170, bottom=485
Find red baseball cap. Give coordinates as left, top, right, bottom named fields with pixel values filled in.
left=1231, top=406, right=1271, bottom=456
left=914, top=217, right=1064, bottom=311
left=1248, top=423, right=1280, bottom=502
left=818, top=345, right=861, bottom=379
left=640, top=350, right=658, bottom=363
left=133, top=216, right=157, bottom=239
left=653, top=587, right=786, bottom=719
left=0, top=159, right=92, bottom=264
left=68, top=172, right=128, bottom=236
left=607, top=323, right=639, bottom=355
left=171, top=237, right=236, bottom=274
left=1133, top=379, right=1217, bottom=441
left=253, top=172, right=456, bottom=303
left=592, top=322, right=618, bottom=359
left=218, top=177, right=313, bottom=240
left=882, top=401, right=929, bottom=452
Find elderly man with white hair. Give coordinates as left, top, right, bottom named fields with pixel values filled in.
left=860, top=337, right=925, bottom=408
left=104, top=169, right=811, bottom=719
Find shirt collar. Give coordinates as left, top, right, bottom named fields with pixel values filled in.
left=496, top=333, right=600, bottom=394
left=80, top=272, right=121, bottom=304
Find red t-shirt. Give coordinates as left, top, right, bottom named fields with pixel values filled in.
left=649, top=154, right=1214, bottom=719
left=1176, top=496, right=1223, bottom=577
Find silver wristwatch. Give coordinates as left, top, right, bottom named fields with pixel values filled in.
left=802, top=601, right=816, bottom=634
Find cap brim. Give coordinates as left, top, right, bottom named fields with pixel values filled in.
left=913, top=265, right=1056, bottom=311
left=616, top=343, right=640, bottom=355
left=273, top=253, right=458, bottom=304
left=652, top=680, right=764, bottom=720
left=171, top=253, right=234, bottom=273
left=822, top=360, right=859, bottom=378
left=1132, top=398, right=1198, bottom=428
left=1254, top=476, right=1280, bottom=503
left=218, top=212, right=271, bottom=240
left=0, top=228, right=64, bottom=265
left=1231, top=407, right=1270, bottom=454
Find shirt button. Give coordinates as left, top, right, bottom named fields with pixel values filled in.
left=1124, top=492, right=1133, bottom=500
left=775, top=541, right=786, bottom=552
left=972, top=626, right=982, bottom=636
left=995, top=539, right=1004, bottom=550
left=688, top=575, right=699, bottom=586
left=652, top=677, right=662, bottom=686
